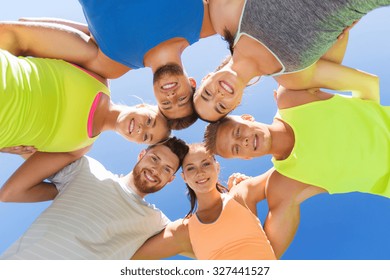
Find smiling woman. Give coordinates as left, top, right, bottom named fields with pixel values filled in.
left=0, top=27, right=171, bottom=203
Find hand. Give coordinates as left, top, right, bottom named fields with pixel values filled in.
left=227, top=172, right=252, bottom=190
left=338, top=20, right=360, bottom=40
left=0, top=145, right=37, bottom=155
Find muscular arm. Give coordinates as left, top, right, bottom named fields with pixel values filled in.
left=0, top=21, right=128, bottom=78
left=131, top=219, right=195, bottom=260
left=276, top=60, right=380, bottom=103
left=0, top=146, right=90, bottom=202
left=19, top=17, right=90, bottom=35
left=264, top=171, right=327, bottom=259
left=229, top=168, right=274, bottom=215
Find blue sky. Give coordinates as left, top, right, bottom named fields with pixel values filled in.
left=1, top=1, right=390, bottom=260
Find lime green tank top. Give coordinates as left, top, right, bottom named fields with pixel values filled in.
left=272, top=94, right=390, bottom=198
left=0, top=50, right=110, bottom=152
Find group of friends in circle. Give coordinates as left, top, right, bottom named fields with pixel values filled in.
left=0, top=0, right=389, bottom=260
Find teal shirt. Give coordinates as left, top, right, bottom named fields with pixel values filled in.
left=273, top=95, right=390, bottom=198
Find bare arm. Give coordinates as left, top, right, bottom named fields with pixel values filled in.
left=131, top=219, right=195, bottom=260
left=276, top=60, right=380, bottom=103
left=0, top=21, right=128, bottom=78
left=19, top=17, right=90, bottom=35
left=264, top=170, right=327, bottom=259
left=228, top=168, right=274, bottom=215
left=0, top=146, right=90, bottom=202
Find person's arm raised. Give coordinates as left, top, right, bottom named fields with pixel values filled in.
left=0, top=146, right=90, bottom=202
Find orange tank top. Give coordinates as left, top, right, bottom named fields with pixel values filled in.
left=188, top=194, right=276, bottom=260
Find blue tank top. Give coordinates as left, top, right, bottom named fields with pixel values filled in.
left=79, top=0, right=204, bottom=69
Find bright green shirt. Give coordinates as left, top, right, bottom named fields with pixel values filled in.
left=0, top=50, right=110, bottom=152
left=272, top=94, right=390, bottom=198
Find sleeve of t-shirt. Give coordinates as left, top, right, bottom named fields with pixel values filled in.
left=47, top=157, right=86, bottom=193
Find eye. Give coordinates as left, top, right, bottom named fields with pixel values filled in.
left=218, top=103, right=227, bottom=111
left=143, top=134, right=148, bottom=142
left=202, top=162, right=211, bottom=167
left=236, top=127, right=240, bottom=137
left=234, top=145, right=240, bottom=155
left=146, top=116, right=152, bottom=126
left=205, top=90, right=212, bottom=97
left=151, top=156, right=157, bottom=162
left=162, top=101, right=170, bottom=106
left=186, top=166, right=194, bottom=172
left=164, top=167, right=171, bottom=173
left=178, top=96, right=187, bottom=102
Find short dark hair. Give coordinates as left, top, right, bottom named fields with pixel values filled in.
left=147, top=136, right=189, bottom=171
left=203, top=116, right=233, bottom=154
left=166, top=85, right=198, bottom=130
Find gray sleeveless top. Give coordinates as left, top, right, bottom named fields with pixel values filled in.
left=235, top=0, right=390, bottom=76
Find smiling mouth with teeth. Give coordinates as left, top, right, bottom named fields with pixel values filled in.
left=144, top=170, right=157, bottom=183
left=254, top=135, right=258, bottom=151
left=220, top=81, right=234, bottom=94
left=196, top=178, right=210, bottom=184
left=129, top=119, right=135, bottom=134
left=161, top=82, right=178, bottom=90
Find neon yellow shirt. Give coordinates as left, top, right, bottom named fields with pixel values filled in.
left=272, top=94, right=390, bottom=198
left=0, top=50, right=110, bottom=152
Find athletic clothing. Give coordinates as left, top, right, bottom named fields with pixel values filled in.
left=188, top=194, right=276, bottom=260
left=0, top=50, right=110, bottom=152
left=273, top=95, right=390, bottom=197
left=1, top=156, right=170, bottom=260
left=78, top=0, right=204, bottom=69
left=235, top=0, right=390, bottom=75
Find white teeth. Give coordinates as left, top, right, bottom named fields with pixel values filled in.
left=254, top=135, right=257, bottom=150
left=162, top=82, right=177, bottom=90
left=220, top=81, right=233, bottom=94
left=129, top=119, right=135, bottom=134
left=197, top=178, right=209, bottom=184
left=145, top=172, right=157, bottom=182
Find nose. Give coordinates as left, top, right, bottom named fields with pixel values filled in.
left=167, top=91, right=176, bottom=99
left=242, top=137, right=249, bottom=147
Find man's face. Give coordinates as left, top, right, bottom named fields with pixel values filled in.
left=133, top=145, right=179, bottom=194
left=153, top=63, right=195, bottom=120
left=215, top=116, right=271, bottom=159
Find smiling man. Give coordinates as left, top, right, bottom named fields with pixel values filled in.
left=204, top=85, right=390, bottom=258
left=0, top=137, right=189, bottom=260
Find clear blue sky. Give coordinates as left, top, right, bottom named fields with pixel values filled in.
left=1, top=1, right=390, bottom=260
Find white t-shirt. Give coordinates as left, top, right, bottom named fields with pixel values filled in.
left=1, top=156, right=170, bottom=259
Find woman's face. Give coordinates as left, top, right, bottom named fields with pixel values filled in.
left=193, top=68, right=245, bottom=122
left=116, top=104, right=170, bottom=144
left=181, top=145, right=220, bottom=193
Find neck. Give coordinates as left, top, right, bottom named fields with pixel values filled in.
left=229, top=54, right=263, bottom=85
left=99, top=102, right=122, bottom=132
left=144, top=38, right=188, bottom=72
left=195, top=189, right=223, bottom=223
left=120, top=172, right=146, bottom=198
left=268, top=119, right=295, bottom=160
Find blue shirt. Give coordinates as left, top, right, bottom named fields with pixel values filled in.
left=79, top=0, right=204, bottom=69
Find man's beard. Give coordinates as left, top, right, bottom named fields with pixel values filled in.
left=153, top=63, right=184, bottom=84
left=133, top=163, right=163, bottom=194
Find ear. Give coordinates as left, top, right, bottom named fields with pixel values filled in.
left=181, top=172, right=187, bottom=183
left=137, top=149, right=147, bottom=161
left=167, top=174, right=176, bottom=184
left=240, top=114, right=255, bottom=122
left=188, top=77, right=197, bottom=89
